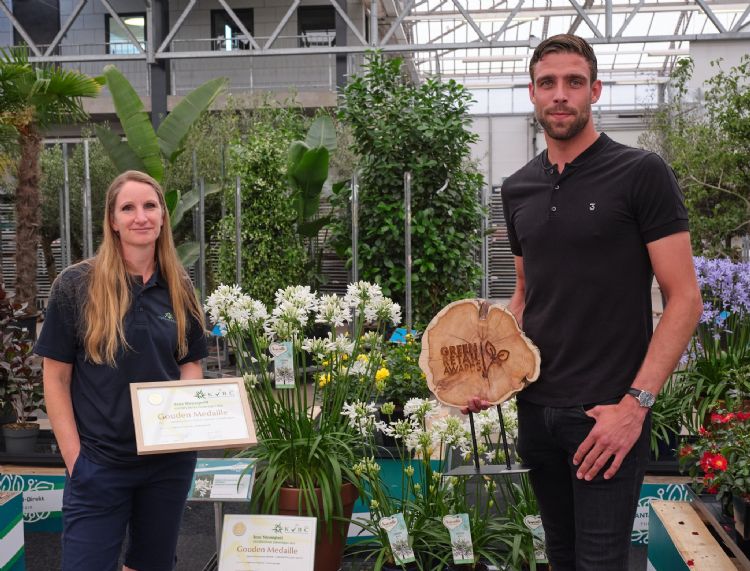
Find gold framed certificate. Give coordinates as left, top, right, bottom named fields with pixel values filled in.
left=130, top=377, right=255, bottom=454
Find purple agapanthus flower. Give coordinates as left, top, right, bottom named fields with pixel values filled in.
left=693, top=256, right=750, bottom=318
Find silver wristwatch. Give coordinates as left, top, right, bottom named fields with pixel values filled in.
left=626, top=388, right=655, bottom=408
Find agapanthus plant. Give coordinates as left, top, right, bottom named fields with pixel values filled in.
left=680, top=406, right=750, bottom=508
left=204, top=281, right=401, bottom=521
left=348, top=398, right=534, bottom=570
left=680, top=257, right=750, bottom=431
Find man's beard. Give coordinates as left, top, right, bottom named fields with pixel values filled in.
left=536, top=105, right=590, bottom=141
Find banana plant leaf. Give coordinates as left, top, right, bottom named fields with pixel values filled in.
left=170, top=183, right=222, bottom=228
left=304, top=115, right=336, bottom=152
left=156, top=77, right=227, bottom=163
left=288, top=146, right=329, bottom=221
left=176, top=241, right=200, bottom=267
left=164, top=188, right=180, bottom=215
left=299, top=215, right=332, bottom=239
left=101, top=65, right=163, bottom=182
left=94, top=125, right=147, bottom=174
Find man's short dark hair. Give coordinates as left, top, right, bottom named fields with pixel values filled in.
left=529, top=34, right=598, bottom=83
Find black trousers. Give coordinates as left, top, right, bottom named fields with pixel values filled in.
left=517, top=398, right=650, bottom=571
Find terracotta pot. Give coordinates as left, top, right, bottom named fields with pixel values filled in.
left=277, top=482, right=358, bottom=571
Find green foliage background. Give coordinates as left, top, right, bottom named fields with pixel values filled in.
left=214, top=105, right=308, bottom=306
left=335, top=53, right=485, bottom=324
left=640, top=56, right=750, bottom=258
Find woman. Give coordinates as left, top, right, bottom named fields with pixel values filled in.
left=35, top=170, right=207, bottom=571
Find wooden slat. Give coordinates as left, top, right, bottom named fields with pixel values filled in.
left=651, top=500, right=736, bottom=571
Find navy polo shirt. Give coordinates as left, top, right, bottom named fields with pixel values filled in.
left=501, top=133, right=688, bottom=407
left=35, top=261, right=208, bottom=466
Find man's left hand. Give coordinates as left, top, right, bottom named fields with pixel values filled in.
left=572, top=398, right=648, bottom=481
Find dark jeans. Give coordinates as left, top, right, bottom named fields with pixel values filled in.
left=517, top=398, right=650, bottom=571
left=62, top=451, right=196, bottom=571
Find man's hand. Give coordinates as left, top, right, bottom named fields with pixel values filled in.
left=573, top=398, right=648, bottom=481
left=461, top=397, right=492, bottom=414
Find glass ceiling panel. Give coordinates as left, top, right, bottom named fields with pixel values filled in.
left=402, top=0, right=749, bottom=86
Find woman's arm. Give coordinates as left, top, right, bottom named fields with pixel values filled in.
left=43, top=358, right=80, bottom=474
left=179, top=360, right=203, bottom=380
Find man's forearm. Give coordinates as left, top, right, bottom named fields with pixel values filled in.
left=631, top=291, right=702, bottom=396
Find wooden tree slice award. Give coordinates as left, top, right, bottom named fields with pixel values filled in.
left=419, top=299, right=542, bottom=476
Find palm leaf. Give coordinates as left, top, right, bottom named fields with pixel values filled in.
left=94, top=125, right=147, bottom=173
left=176, top=241, right=200, bottom=267
left=170, top=183, right=221, bottom=228
left=156, top=77, right=226, bottom=163
left=102, top=64, right=163, bottom=182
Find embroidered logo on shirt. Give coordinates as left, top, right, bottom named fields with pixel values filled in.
left=589, top=203, right=596, bottom=211
left=159, top=312, right=176, bottom=322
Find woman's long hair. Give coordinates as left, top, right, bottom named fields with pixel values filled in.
left=83, top=170, right=205, bottom=366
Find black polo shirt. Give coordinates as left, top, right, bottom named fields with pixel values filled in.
left=35, top=261, right=208, bottom=466
left=501, top=133, right=688, bottom=407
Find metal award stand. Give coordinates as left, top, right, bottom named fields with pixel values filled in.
left=445, top=403, right=529, bottom=476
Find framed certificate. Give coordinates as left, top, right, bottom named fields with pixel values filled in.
left=130, top=377, right=255, bottom=454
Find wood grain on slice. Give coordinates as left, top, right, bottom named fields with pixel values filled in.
left=419, top=299, right=541, bottom=407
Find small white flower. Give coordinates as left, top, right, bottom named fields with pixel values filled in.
left=403, top=398, right=440, bottom=421
left=364, top=297, right=402, bottom=326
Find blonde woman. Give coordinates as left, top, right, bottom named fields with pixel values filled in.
left=35, top=170, right=207, bottom=571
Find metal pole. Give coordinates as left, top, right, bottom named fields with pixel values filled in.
left=198, top=178, right=206, bottom=303
left=480, top=182, right=488, bottom=299
left=370, top=0, right=378, bottom=46
left=82, top=139, right=93, bottom=258
left=234, top=176, right=242, bottom=285
left=404, top=171, right=412, bottom=330
left=61, top=143, right=71, bottom=268
left=351, top=172, right=359, bottom=284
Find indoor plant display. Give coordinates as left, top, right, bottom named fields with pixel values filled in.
left=684, top=256, right=750, bottom=428
left=679, top=406, right=750, bottom=539
left=350, top=399, right=535, bottom=570
left=204, top=281, right=401, bottom=571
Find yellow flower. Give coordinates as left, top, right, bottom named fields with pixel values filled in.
left=322, top=359, right=330, bottom=367
left=356, top=354, right=369, bottom=363
left=341, top=353, right=349, bottom=361
left=318, top=372, right=331, bottom=388
left=375, top=367, right=390, bottom=382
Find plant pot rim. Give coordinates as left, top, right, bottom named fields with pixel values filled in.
left=2, top=421, right=39, bottom=430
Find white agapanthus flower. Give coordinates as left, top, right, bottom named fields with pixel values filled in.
left=344, top=281, right=383, bottom=308
left=403, top=398, right=440, bottom=421
left=363, top=297, right=402, bottom=326
left=341, top=401, right=381, bottom=436
left=264, top=302, right=311, bottom=340
left=301, top=336, right=335, bottom=358
left=472, top=408, right=501, bottom=438
left=315, top=294, right=351, bottom=327
left=274, top=285, right=318, bottom=312
left=331, top=333, right=355, bottom=356
left=432, top=416, right=471, bottom=448
left=204, top=284, right=267, bottom=330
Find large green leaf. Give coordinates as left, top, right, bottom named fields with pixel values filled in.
left=94, top=125, right=147, bottom=173
left=288, top=147, right=329, bottom=220
left=102, top=65, right=163, bottom=182
left=157, top=77, right=227, bottom=163
left=304, top=115, right=336, bottom=151
left=299, top=215, right=332, bottom=238
left=164, top=188, right=180, bottom=215
left=170, top=183, right=222, bottom=228
left=176, top=241, right=200, bottom=267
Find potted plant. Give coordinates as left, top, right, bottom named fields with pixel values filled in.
left=679, top=406, right=750, bottom=540
left=349, top=399, right=535, bottom=570
left=204, top=281, right=401, bottom=571
left=0, top=286, right=44, bottom=453
left=683, top=257, right=750, bottom=426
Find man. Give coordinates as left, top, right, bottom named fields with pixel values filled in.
left=465, top=34, right=703, bottom=570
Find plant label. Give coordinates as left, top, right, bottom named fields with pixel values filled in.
left=273, top=342, right=295, bottom=389
left=443, top=513, right=474, bottom=565
left=379, top=512, right=415, bottom=565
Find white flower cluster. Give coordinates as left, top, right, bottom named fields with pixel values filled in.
left=403, top=398, right=440, bottom=421
left=341, top=401, right=387, bottom=436
left=204, top=284, right=268, bottom=329
left=315, top=294, right=352, bottom=327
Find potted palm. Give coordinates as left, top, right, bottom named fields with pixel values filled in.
left=204, top=281, right=401, bottom=571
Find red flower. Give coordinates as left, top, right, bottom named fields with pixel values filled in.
left=699, top=426, right=710, bottom=436
left=710, top=413, right=725, bottom=424
left=699, top=451, right=715, bottom=472
left=679, top=445, right=694, bottom=458
left=723, top=413, right=736, bottom=423
left=737, top=411, right=750, bottom=421
left=710, top=453, right=728, bottom=471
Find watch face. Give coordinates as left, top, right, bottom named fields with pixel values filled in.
left=639, top=391, right=655, bottom=408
